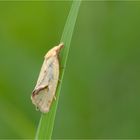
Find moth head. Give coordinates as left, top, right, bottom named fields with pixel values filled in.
left=45, top=43, right=64, bottom=58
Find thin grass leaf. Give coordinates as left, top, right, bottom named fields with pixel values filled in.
left=35, top=1, right=81, bottom=139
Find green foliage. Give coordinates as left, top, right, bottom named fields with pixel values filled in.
left=1, top=1, right=140, bottom=139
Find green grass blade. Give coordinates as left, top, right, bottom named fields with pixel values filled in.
left=35, top=1, right=81, bottom=139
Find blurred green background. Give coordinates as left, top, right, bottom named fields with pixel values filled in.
left=0, top=1, right=140, bottom=139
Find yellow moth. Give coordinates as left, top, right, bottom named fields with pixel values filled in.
left=31, top=43, right=64, bottom=113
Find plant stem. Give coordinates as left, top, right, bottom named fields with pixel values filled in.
left=35, top=1, right=81, bottom=139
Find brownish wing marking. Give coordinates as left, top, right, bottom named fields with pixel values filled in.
left=32, top=85, right=48, bottom=97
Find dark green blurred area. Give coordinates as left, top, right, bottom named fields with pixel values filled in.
left=0, top=1, right=140, bottom=139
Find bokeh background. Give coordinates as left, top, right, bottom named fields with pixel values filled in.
left=0, top=1, right=140, bottom=139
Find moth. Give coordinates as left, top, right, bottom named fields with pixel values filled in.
left=31, top=43, right=64, bottom=113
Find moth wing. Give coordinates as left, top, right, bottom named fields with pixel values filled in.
left=35, top=58, right=49, bottom=88
left=48, top=56, right=60, bottom=96
left=31, top=57, right=60, bottom=113
left=31, top=86, right=51, bottom=113
left=38, top=57, right=60, bottom=113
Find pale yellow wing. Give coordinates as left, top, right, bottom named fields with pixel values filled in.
left=31, top=56, right=59, bottom=113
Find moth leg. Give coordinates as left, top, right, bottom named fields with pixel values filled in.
left=58, top=79, right=62, bottom=83
left=36, top=106, right=39, bottom=111
left=54, top=95, right=56, bottom=100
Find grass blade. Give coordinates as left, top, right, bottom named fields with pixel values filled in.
left=35, top=1, right=81, bottom=139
